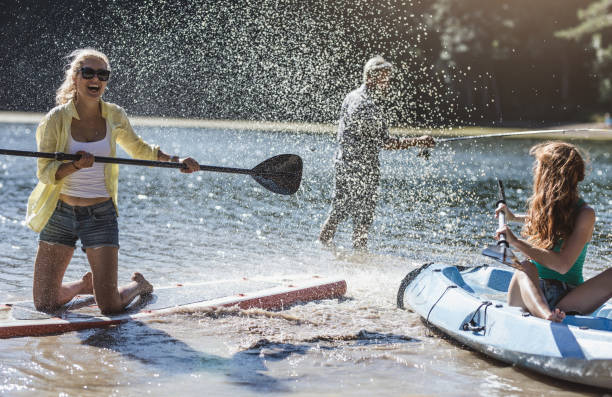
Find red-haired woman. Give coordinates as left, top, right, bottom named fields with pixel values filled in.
left=27, top=48, right=199, bottom=314
left=496, top=141, right=611, bottom=322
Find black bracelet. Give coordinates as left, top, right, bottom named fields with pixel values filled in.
left=71, top=161, right=81, bottom=170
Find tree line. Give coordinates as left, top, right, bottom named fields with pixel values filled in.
left=1, top=0, right=610, bottom=127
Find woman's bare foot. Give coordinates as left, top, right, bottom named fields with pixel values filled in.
left=547, top=308, right=566, bottom=323
left=131, top=272, right=153, bottom=295
left=80, top=272, right=94, bottom=294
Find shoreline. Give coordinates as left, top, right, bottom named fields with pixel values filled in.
left=1, top=111, right=611, bottom=140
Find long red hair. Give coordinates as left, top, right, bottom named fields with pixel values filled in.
left=522, top=141, right=586, bottom=249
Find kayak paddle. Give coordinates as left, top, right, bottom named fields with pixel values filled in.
left=0, top=149, right=302, bottom=195
left=482, top=179, right=521, bottom=269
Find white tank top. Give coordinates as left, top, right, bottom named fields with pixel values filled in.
left=60, top=122, right=111, bottom=198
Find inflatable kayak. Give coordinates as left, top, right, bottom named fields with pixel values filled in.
left=397, top=263, right=612, bottom=389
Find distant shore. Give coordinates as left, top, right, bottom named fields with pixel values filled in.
left=1, top=111, right=611, bottom=140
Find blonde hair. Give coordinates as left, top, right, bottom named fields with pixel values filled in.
left=55, top=48, right=110, bottom=105
left=522, top=141, right=587, bottom=249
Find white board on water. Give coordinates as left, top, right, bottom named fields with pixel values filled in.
left=0, top=275, right=347, bottom=338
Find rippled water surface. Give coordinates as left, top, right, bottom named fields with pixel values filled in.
left=0, top=122, right=610, bottom=396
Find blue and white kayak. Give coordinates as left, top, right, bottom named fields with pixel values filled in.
left=397, top=263, right=612, bottom=389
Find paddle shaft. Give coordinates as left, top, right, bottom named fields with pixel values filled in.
left=496, top=180, right=509, bottom=248
left=418, top=128, right=608, bottom=159
left=481, top=179, right=522, bottom=269
left=0, top=148, right=286, bottom=177
left=1, top=148, right=303, bottom=195
left=436, top=128, right=608, bottom=143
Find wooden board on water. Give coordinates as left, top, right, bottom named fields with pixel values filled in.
left=0, top=275, right=346, bottom=338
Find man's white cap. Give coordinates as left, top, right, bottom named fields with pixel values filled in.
left=363, top=55, right=393, bottom=83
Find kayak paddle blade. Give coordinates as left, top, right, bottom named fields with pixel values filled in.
left=251, top=154, right=303, bottom=195
left=482, top=244, right=522, bottom=270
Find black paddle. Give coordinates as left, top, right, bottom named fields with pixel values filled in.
left=481, top=179, right=521, bottom=269
left=0, top=149, right=303, bottom=195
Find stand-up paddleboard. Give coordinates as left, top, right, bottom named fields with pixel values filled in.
left=0, top=275, right=346, bottom=338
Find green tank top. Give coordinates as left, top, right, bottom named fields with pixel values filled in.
left=531, top=199, right=587, bottom=286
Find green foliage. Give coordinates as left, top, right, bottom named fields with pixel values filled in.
left=428, top=0, right=597, bottom=123
left=0, top=0, right=608, bottom=123
left=557, top=0, right=612, bottom=100
left=557, top=0, right=612, bottom=39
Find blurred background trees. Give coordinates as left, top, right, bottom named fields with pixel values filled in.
left=557, top=0, right=612, bottom=103
left=0, top=0, right=609, bottom=127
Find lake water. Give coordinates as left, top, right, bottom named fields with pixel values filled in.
left=0, top=122, right=610, bottom=396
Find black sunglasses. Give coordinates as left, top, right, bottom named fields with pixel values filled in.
left=80, top=67, right=111, bottom=81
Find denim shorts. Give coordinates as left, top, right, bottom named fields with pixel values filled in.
left=540, top=278, right=576, bottom=310
left=39, top=200, right=119, bottom=251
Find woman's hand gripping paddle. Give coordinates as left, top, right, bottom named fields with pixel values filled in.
left=482, top=180, right=522, bottom=269
left=0, top=149, right=303, bottom=195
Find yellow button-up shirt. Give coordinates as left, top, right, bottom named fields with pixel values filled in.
left=26, top=99, right=159, bottom=232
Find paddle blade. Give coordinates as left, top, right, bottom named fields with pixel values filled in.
left=251, top=154, right=303, bottom=195
left=482, top=244, right=522, bottom=270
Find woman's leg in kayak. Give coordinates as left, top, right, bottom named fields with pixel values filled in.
left=557, top=268, right=612, bottom=314
left=507, top=260, right=565, bottom=322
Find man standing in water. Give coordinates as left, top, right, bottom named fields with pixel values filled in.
left=319, top=55, right=435, bottom=251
